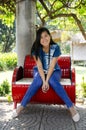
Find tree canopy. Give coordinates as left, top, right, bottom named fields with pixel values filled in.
left=0, top=0, right=15, bottom=26
left=37, top=0, right=86, bottom=39
left=0, top=0, right=86, bottom=39
left=0, top=20, right=16, bottom=52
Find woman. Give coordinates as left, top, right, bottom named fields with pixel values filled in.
left=12, top=27, right=80, bottom=122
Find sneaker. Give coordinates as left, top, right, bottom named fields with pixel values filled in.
left=72, top=112, right=80, bottom=122
left=12, top=109, right=18, bottom=118
left=12, top=105, right=24, bottom=118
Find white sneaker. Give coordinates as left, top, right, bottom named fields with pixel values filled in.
left=72, top=113, right=80, bottom=122
left=12, top=109, right=18, bottom=118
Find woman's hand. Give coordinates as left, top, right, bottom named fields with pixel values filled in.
left=42, top=81, right=49, bottom=93
left=45, top=81, right=49, bottom=91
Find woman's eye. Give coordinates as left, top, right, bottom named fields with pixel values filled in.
left=45, top=34, right=48, bottom=37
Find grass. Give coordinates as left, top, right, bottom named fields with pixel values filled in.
left=73, top=65, right=86, bottom=98
left=74, top=65, right=86, bottom=84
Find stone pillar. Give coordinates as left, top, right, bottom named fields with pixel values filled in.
left=16, top=0, right=36, bottom=66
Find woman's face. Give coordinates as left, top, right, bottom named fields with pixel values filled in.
left=40, top=31, right=51, bottom=48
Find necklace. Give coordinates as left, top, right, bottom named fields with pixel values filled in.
left=42, top=46, right=50, bottom=73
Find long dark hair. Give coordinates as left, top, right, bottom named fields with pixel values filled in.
left=31, top=27, right=55, bottom=60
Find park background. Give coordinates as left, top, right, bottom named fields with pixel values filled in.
left=0, top=0, right=86, bottom=103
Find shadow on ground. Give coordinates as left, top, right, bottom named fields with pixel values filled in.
left=0, top=102, right=86, bottom=130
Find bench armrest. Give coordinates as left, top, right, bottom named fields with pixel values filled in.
left=12, top=66, right=23, bottom=83
left=71, top=68, right=76, bottom=85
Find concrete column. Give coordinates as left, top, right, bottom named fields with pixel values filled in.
left=16, top=0, right=36, bottom=66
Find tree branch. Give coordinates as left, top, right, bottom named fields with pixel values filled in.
left=38, top=0, right=86, bottom=39
left=51, top=0, right=57, bottom=7
left=59, top=0, right=83, bottom=9
left=50, top=13, right=86, bottom=40
left=72, top=13, right=86, bottom=40
left=6, top=2, right=16, bottom=14
left=39, top=0, right=50, bottom=15
left=36, top=10, right=45, bottom=26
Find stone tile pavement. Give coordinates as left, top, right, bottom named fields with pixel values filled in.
left=0, top=102, right=86, bottom=130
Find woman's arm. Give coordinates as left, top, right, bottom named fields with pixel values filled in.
left=33, top=56, right=45, bottom=83
left=33, top=56, right=48, bottom=93
left=46, top=57, right=58, bottom=82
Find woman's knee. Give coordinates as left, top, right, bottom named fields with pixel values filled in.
left=33, top=73, right=43, bottom=86
left=49, top=75, right=58, bottom=87
left=49, top=70, right=61, bottom=85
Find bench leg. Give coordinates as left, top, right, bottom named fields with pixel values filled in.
left=14, top=101, right=17, bottom=109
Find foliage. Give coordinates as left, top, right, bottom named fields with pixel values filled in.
left=0, top=2, right=15, bottom=52
left=0, top=0, right=86, bottom=40
left=7, top=94, right=12, bottom=102
left=81, top=77, right=86, bottom=97
left=0, top=53, right=17, bottom=71
left=0, top=20, right=16, bottom=52
left=0, top=60, right=7, bottom=71
left=0, top=2, right=15, bottom=26
left=0, top=1, right=86, bottom=30
left=37, top=0, right=86, bottom=39
left=0, top=79, right=10, bottom=96
left=57, top=42, right=70, bottom=54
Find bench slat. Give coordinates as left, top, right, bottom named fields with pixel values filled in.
left=16, top=78, right=71, bottom=86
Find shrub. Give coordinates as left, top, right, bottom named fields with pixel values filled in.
left=0, top=52, right=17, bottom=71
left=0, top=79, right=10, bottom=96
left=81, top=77, right=86, bottom=97
left=4, top=53, right=17, bottom=69
left=0, top=60, right=7, bottom=71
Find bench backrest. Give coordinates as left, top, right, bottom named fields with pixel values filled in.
left=24, top=55, right=71, bottom=78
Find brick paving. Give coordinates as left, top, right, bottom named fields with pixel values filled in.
left=0, top=102, right=86, bottom=130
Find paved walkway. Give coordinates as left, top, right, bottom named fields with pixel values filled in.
left=0, top=102, right=86, bottom=130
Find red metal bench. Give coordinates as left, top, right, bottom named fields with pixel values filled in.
left=12, top=55, right=76, bottom=109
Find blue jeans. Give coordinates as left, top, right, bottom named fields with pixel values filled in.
left=21, top=68, right=73, bottom=108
